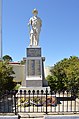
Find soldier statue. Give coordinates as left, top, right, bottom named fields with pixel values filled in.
left=28, top=9, right=42, bottom=46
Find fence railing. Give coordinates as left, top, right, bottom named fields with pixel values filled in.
left=0, top=90, right=17, bottom=115
left=0, top=89, right=79, bottom=114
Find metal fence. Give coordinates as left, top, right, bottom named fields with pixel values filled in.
left=0, top=91, right=17, bottom=114
left=0, top=89, right=79, bottom=114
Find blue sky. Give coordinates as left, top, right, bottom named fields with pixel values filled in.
left=2, top=0, right=79, bottom=66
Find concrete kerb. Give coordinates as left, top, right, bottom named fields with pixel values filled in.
left=0, top=115, right=20, bottom=119
left=0, top=113, right=79, bottom=119
left=44, top=115, right=79, bottom=119
left=19, top=113, right=44, bottom=118
left=19, top=113, right=79, bottom=119
left=0, top=113, right=20, bottom=119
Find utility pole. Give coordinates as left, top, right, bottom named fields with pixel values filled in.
left=0, top=0, right=2, bottom=60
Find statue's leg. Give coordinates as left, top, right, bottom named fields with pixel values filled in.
left=36, top=35, right=39, bottom=46
left=36, top=35, right=38, bottom=46
left=33, top=30, right=36, bottom=46
left=30, top=33, right=33, bottom=46
left=34, top=33, right=38, bottom=46
left=34, top=35, right=37, bottom=46
left=35, top=35, right=37, bottom=46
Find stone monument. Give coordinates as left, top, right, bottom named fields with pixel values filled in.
left=28, top=8, right=42, bottom=46
left=21, top=9, right=49, bottom=91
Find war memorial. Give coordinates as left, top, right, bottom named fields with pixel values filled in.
left=17, top=9, right=79, bottom=118
left=0, top=8, right=79, bottom=119
left=20, top=8, right=49, bottom=92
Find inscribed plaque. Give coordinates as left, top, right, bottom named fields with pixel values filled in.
left=27, top=59, right=41, bottom=76
left=27, top=48, right=41, bottom=57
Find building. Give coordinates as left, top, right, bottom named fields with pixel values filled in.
left=9, top=62, right=51, bottom=85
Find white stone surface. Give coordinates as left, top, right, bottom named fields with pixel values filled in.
left=28, top=9, right=42, bottom=46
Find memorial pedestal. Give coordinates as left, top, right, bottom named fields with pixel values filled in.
left=26, top=46, right=45, bottom=87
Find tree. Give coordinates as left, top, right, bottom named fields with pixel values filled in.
left=46, top=56, right=79, bottom=91
left=3, top=55, right=13, bottom=62
left=20, top=60, right=26, bottom=65
left=0, top=61, right=16, bottom=95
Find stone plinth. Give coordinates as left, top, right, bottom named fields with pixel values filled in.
left=25, top=46, right=46, bottom=87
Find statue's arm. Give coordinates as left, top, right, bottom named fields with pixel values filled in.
left=28, top=20, right=30, bottom=28
left=39, top=18, right=42, bottom=27
left=28, top=18, right=32, bottom=33
left=40, top=20, right=42, bottom=27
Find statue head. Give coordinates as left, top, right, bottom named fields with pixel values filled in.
left=32, top=8, right=38, bottom=16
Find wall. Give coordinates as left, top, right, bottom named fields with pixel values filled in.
left=10, top=63, right=51, bottom=83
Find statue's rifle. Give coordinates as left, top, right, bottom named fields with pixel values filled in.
left=28, top=23, right=30, bottom=36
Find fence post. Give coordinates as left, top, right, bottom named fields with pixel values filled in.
left=46, top=88, right=48, bottom=114
left=14, top=91, right=17, bottom=115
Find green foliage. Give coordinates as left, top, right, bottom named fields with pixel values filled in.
left=46, top=56, right=79, bottom=91
left=33, top=96, right=40, bottom=103
left=14, top=84, right=21, bottom=90
left=0, top=61, right=16, bottom=95
left=2, top=55, right=13, bottom=62
left=20, top=60, right=26, bottom=65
